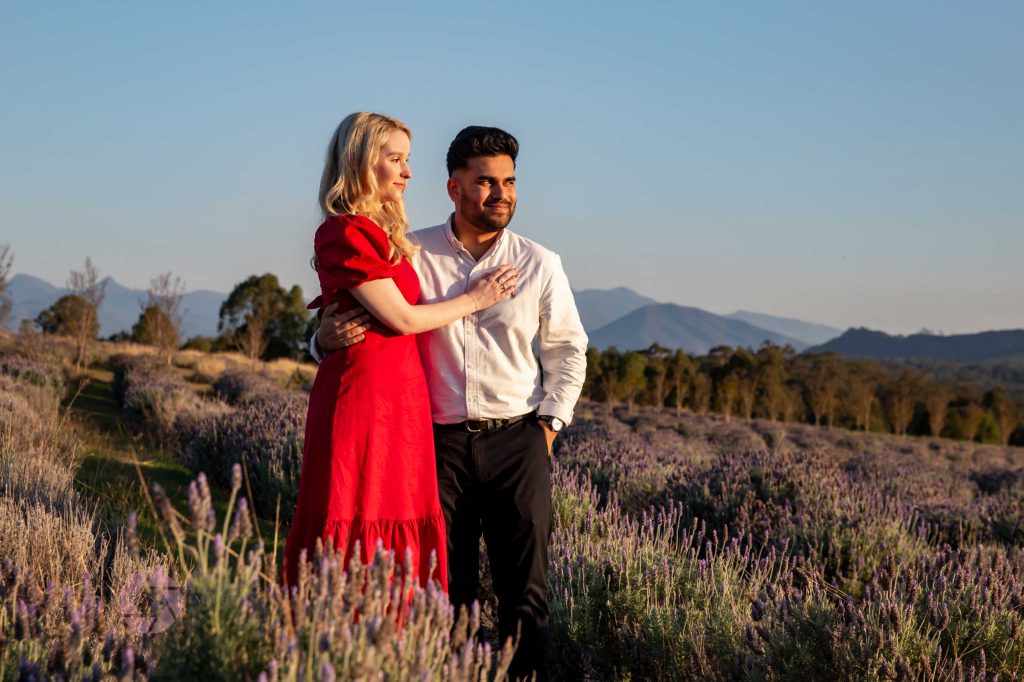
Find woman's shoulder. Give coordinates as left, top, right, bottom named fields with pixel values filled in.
left=316, top=214, right=388, bottom=249
left=317, top=213, right=385, bottom=235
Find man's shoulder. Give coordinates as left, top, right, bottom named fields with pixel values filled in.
left=410, top=223, right=447, bottom=244
left=505, top=229, right=559, bottom=265
left=408, top=223, right=450, bottom=261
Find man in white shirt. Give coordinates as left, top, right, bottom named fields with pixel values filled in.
left=313, top=126, right=587, bottom=680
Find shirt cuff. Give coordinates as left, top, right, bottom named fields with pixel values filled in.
left=309, top=333, right=325, bottom=364
left=538, top=400, right=574, bottom=426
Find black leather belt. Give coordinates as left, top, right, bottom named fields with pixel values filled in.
left=434, top=413, right=532, bottom=433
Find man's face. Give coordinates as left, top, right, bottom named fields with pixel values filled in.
left=447, top=154, right=517, bottom=233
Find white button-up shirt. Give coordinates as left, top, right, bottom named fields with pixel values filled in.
left=411, top=217, right=587, bottom=425
left=311, top=215, right=588, bottom=426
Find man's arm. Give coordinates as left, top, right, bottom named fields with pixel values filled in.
left=309, top=303, right=372, bottom=363
left=536, top=252, right=589, bottom=431
left=313, top=264, right=519, bottom=360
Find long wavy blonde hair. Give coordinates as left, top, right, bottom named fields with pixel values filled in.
left=318, top=112, right=419, bottom=262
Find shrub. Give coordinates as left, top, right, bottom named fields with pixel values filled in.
left=181, top=393, right=305, bottom=521
left=110, top=354, right=220, bottom=449
left=211, top=369, right=280, bottom=405
left=0, top=356, right=169, bottom=680
left=150, top=468, right=514, bottom=681
left=0, top=354, right=65, bottom=397
left=0, top=375, right=77, bottom=506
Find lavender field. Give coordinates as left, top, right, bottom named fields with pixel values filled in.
left=2, top=333, right=1023, bottom=680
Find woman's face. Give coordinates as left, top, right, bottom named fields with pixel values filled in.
left=373, top=129, right=412, bottom=205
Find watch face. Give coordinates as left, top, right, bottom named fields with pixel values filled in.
left=540, top=415, right=564, bottom=431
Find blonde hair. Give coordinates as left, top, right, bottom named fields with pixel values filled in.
left=318, top=112, right=419, bottom=261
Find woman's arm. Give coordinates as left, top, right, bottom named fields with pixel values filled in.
left=350, top=264, right=519, bottom=335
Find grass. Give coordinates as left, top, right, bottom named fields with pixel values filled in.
left=65, top=362, right=282, bottom=552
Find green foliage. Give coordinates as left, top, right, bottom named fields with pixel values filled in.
left=218, top=274, right=310, bottom=361
left=132, top=304, right=177, bottom=347
left=582, top=347, right=603, bottom=400
left=182, top=335, right=235, bottom=353
left=620, top=351, right=648, bottom=410
left=583, top=343, right=1022, bottom=445
left=977, top=411, right=1002, bottom=444
left=182, top=335, right=215, bottom=352
left=985, top=386, right=1020, bottom=445
left=36, top=293, right=97, bottom=338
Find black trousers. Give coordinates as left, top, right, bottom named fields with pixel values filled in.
left=434, top=414, right=552, bottom=682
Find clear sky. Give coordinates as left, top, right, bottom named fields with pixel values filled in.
left=2, top=1, right=1021, bottom=335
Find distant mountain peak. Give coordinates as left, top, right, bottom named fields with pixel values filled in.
left=588, top=302, right=808, bottom=354
left=806, top=327, right=1024, bottom=363
left=572, top=286, right=659, bottom=333
left=726, top=310, right=842, bottom=346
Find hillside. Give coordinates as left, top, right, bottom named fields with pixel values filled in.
left=806, top=327, right=1024, bottom=363
left=572, top=286, right=658, bottom=332
left=727, top=310, right=842, bottom=346
left=587, top=303, right=808, bottom=353
left=6, top=273, right=226, bottom=338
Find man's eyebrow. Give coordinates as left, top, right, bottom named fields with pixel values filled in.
left=476, top=175, right=516, bottom=182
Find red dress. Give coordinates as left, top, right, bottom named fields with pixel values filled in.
left=284, top=214, right=448, bottom=590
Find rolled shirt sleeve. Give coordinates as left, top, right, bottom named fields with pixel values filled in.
left=537, top=253, right=588, bottom=425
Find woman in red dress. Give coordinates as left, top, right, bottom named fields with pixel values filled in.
left=283, top=112, right=518, bottom=590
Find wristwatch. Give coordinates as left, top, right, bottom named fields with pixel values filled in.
left=538, top=415, right=565, bottom=432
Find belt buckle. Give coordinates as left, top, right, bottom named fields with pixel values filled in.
left=465, top=420, right=483, bottom=433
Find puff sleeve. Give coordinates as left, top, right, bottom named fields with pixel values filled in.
left=308, top=215, right=397, bottom=310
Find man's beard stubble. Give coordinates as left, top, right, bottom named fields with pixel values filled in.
left=463, top=198, right=515, bottom=233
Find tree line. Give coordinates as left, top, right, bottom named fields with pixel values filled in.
left=582, top=343, right=1024, bottom=446
left=0, top=247, right=313, bottom=365
left=2, top=248, right=1020, bottom=446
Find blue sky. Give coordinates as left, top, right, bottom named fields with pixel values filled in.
left=2, top=1, right=1021, bottom=334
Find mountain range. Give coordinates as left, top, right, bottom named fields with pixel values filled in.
left=725, top=310, right=842, bottom=346
left=7, top=274, right=1020, bottom=363
left=572, top=288, right=843, bottom=353
left=572, top=287, right=658, bottom=332
left=6, top=274, right=226, bottom=339
left=8, top=274, right=840, bottom=351
left=806, top=327, right=1024, bottom=364
left=586, top=303, right=811, bottom=354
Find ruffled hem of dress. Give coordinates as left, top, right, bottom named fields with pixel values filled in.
left=286, top=510, right=448, bottom=590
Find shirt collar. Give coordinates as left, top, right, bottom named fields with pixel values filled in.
left=444, top=213, right=507, bottom=262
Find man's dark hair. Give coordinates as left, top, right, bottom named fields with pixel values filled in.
left=446, top=126, right=519, bottom=176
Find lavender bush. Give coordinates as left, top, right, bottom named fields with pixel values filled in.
left=547, top=404, right=1024, bottom=679
left=108, top=355, right=305, bottom=521
left=110, top=353, right=224, bottom=450
left=8, top=330, right=1024, bottom=679
left=1, top=357, right=169, bottom=681
left=211, top=369, right=281, bottom=405
left=0, top=354, right=65, bottom=397
left=180, top=392, right=306, bottom=522
left=149, top=466, right=514, bottom=681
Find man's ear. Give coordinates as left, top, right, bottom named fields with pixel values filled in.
left=446, top=177, right=460, bottom=203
